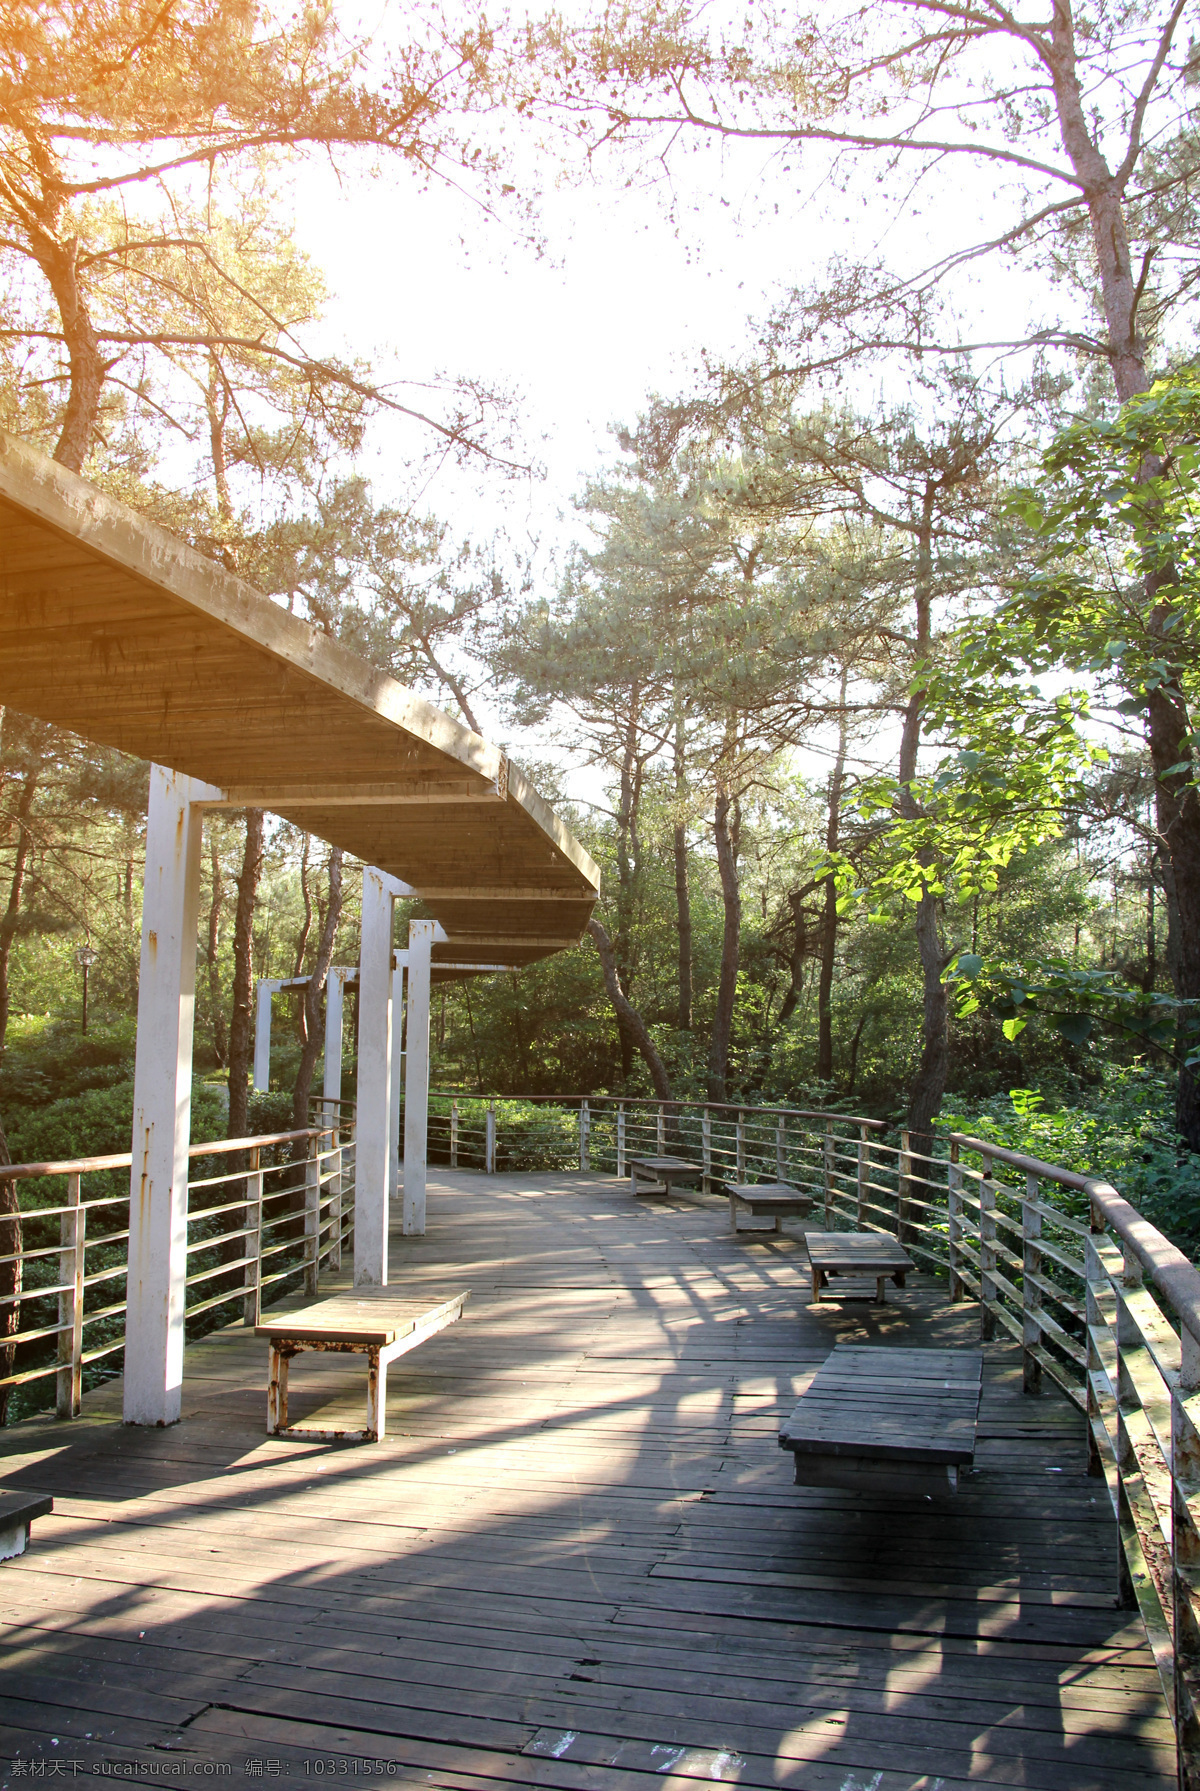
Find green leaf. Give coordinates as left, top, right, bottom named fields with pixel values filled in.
left=1052, top=1012, right=1093, bottom=1047
left=1001, top=1017, right=1027, bottom=1042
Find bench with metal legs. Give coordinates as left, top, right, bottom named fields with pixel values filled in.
left=258, top=1289, right=468, bottom=1443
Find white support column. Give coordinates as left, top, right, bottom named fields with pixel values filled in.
left=323, top=970, right=346, bottom=1114
left=124, top=766, right=223, bottom=1426
left=253, top=980, right=275, bottom=1092
left=354, top=869, right=395, bottom=1285
left=388, top=957, right=407, bottom=1204
left=402, top=920, right=434, bottom=1237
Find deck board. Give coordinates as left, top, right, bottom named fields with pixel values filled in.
left=0, top=1169, right=1174, bottom=1788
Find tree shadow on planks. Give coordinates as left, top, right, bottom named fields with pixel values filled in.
left=0, top=1169, right=1175, bottom=1790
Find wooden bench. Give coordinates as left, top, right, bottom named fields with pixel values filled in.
left=725, top=1181, right=815, bottom=1234
left=257, top=1288, right=467, bottom=1444
left=0, top=1488, right=52, bottom=1561
left=805, top=1231, right=914, bottom=1304
left=628, top=1156, right=704, bottom=1198
left=779, top=1345, right=984, bottom=1494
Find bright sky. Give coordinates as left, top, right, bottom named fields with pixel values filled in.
left=278, top=42, right=1124, bottom=804
left=297, top=163, right=798, bottom=530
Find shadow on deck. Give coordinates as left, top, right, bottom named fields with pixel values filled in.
left=0, top=1171, right=1174, bottom=1789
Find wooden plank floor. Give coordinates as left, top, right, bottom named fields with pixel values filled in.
left=0, top=1170, right=1174, bottom=1789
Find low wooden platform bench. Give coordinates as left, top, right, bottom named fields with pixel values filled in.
left=257, top=1288, right=467, bottom=1444
left=805, top=1231, right=915, bottom=1304
left=779, top=1345, right=984, bottom=1495
left=0, top=1489, right=52, bottom=1560
left=724, top=1181, right=815, bottom=1233
left=629, top=1156, right=704, bottom=1198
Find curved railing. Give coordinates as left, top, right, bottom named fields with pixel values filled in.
left=426, top=1087, right=1200, bottom=1774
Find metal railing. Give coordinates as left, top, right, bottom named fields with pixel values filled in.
left=427, top=1087, right=1200, bottom=1781
left=0, top=1116, right=355, bottom=1420
left=428, top=1091, right=885, bottom=1203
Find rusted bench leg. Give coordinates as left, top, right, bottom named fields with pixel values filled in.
left=268, top=1345, right=289, bottom=1433
left=811, top=1266, right=822, bottom=1301
left=366, top=1346, right=385, bottom=1443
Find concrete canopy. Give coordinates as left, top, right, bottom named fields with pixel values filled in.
left=0, top=432, right=599, bottom=966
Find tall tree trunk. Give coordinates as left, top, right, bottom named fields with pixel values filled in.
left=613, top=693, right=645, bottom=1083
left=777, top=889, right=810, bottom=1023
left=1046, top=3, right=1200, bottom=1143
left=588, top=918, right=672, bottom=1101
left=673, top=712, right=693, bottom=1031
left=227, top=810, right=265, bottom=1139
left=292, top=834, right=313, bottom=1046
left=0, top=762, right=40, bottom=1052
left=707, top=785, right=741, bottom=1103
left=899, top=491, right=948, bottom=1163
left=292, top=849, right=344, bottom=1132
left=37, top=235, right=106, bottom=474
left=846, top=1011, right=870, bottom=1098
left=1147, top=677, right=1200, bottom=1145
left=206, top=836, right=227, bottom=1067
left=816, top=673, right=849, bottom=1083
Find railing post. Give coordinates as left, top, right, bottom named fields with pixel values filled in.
left=450, top=1100, right=459, bottom=1170
left=898, top=1127, right=912, bottom=1243
left=857, top=1125, right=869, bottom=1232
left=617, top=1104, right=626, bottom=1179
left=580, top=1099, right=590, bottom=1172
left=329, top=1131, right=343, bottom=1273
left=657, top=1103, right=666, bottom=1155
left=1021, top=1171, right=1043, bottom=1395
left=824, top=1120, right=835, bottom=1229
left=702, top=1105, right=712, bottom=1193
left=775, top=1116, right=786, bottom=1182
left=947, top=1141, right=964, bottom=1302
left=485, top=1101, right=497, bottom=1176
left=736, top=1111, right=746, bottom=1181
left=243, top=1147, right=263, bottom=1328
left=56, top=1172, right=84, bottom=1420
left=1173, top=1320, right=1200, bottom=1785
left=978, top=1153, right=997, bottom=1342
left=1115, top=1232, right=1145, bottom=1611
left=304, top=1135, right=320, bottom=1297
left=1085, top=1201, right=1108, bottom=1483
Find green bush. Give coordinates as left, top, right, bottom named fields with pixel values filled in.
left=944, top=1067, right=1200, bottom=1258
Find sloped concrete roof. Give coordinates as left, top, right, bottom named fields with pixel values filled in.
left=0, top=432, right=598, bottom=967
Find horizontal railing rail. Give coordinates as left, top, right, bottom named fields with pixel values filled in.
left=0, top=1117, right=356, bottom=1421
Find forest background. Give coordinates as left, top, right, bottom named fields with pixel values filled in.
left=0, top=0, right=1198, bottom=1272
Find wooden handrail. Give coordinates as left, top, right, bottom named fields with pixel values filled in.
left=428, top=1089, right=886, bottom=1128
left=0, top=1125, right=341, bottom=1182
left=1085, top=1173, right=1200, bottom=1344
left=949, top=1133, right=1091, bottom=1189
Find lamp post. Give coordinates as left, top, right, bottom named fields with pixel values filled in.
left=74, top=945, right=98, bottom=1036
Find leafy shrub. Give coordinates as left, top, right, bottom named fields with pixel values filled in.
left=944, top=1067, right=1200, bottom=1258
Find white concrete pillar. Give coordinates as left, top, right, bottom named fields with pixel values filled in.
left=253, top=979, right=275, bottom=1092
left=323, top=970, right=347, bottom=1114
left=354, top=870, right=394, bottom=1284
left=124, top=766, right=223, bottom=1426
left=388, top=958, right=406, bottom=1204
left=402, top=920, right=434, bottom=1236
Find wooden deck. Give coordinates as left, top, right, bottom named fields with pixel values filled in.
left=0, top=1170, right=1174, bottom=1789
